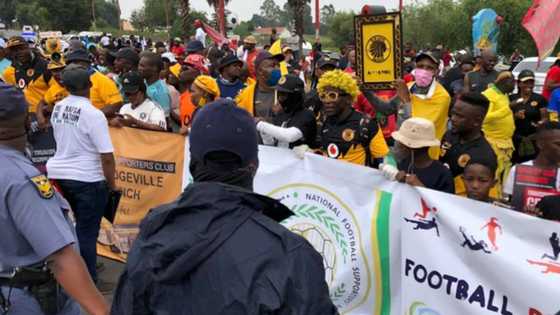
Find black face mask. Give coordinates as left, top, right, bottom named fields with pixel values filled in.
left=279, top=92, right=303, bottom=113
left=189, top=158, right=256, bottom=191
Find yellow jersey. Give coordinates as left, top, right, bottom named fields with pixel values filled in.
left=43, top=71, right=123, bottom=109
left=482, top=85, right=515, bottom=148
left=409, top=81, right=451, bottom=159
left=320, top=111, right=389, bottom=166
left=2, top=57, right=53, bottom=112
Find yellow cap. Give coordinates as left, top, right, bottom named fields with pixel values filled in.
left=193, top=75, right=220, bottom=98
left=169, top=63, right=181, bottom=78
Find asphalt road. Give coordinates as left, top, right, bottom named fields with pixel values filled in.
left=81, top=256, right=125, bottom=314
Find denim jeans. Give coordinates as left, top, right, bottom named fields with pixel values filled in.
left=56, top=180, right=108, bottom=282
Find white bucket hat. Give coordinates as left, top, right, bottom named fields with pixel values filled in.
left=391, top=117, right=440, bottom=149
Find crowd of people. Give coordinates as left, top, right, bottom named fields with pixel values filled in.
left=1, top=22, right=559, bottom=314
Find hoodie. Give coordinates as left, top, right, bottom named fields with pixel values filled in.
left=111, top=182, right=338, bottom=315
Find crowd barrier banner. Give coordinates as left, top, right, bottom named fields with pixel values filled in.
left=100, top=136, right=560, bottom=314
left=97, top=127, right=185, bottom=262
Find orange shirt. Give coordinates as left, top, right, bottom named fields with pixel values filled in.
left=246, top=50, right=259, bottom=80
left=179, top=91, right=196, bottom=126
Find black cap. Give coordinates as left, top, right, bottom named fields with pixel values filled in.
left=111, top=48, right=140, bottom=66
left=218, top=54, right=243, bottom=71
left=0, top=83, right=28, bottom=120
left=317, top=55, right=339, bottom=69
left=61, top=64, right=91, bottom=92
left=65, top=49, right=91, bottom=64
left=121, top=71, right=145, bottom=93
left=186, top=40, right=204, bottom=53
left=254, top=50, right=284, bottom=70
left=190, top=99, right=258, bottom=167
left=275, top=74, right=304, bottom=94
left=415, top=51, right=439, bottom=65
left=518, top=69, right=536, bottom=82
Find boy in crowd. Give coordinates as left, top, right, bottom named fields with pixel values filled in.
left=463, top=158, right=498, bottom=203
left=382, top=117, right=455, bottom=194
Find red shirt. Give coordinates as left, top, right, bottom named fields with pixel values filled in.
left=442, top=52, right=452, bottom=67
left=353, top=93, right=375, bottom=118
left=543, top=65, right=560, bottom=100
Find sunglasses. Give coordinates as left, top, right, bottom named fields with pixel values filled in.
left=319, top=90, right=348, bottom=103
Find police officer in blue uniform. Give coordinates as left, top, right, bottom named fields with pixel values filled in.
left=0, top=83, right=108, bottom=315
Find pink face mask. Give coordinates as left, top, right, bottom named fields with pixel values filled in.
left=414, top=68, right=434, bottom=87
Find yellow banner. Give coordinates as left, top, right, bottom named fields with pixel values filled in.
left=362, top=22, right=395, bottom=83
left=355, top=13, right=402, bottom=90
left=97, top=127, right=185, bottom=262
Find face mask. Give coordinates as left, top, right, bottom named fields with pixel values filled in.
left=414, top=68, right=434, bottom=87
left=279, top=92, right=303, bottom=113
left=266, top=69, right=282, bottom=87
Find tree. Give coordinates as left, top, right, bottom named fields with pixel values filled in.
left=130, top=9, right=147, bottom=31
left=326, top=11, right=355, bottom=49
left=0, top=0, right=17, bottom=28
left=287, top=0, right=311, bottom=52
left=320, top=4, right=335, bottom=22
left=95, top=0, right=120, bottom=29
left=260, top=0, right=281, bottom=22
left=233, top=21, right=254, bottom=38
left=179, top=0, right=191, bottom=39
left=402, top=0, right=544, bottom=55
left=250, top=14, right=272, bottom=28
left=171, top=10, right=207, bottom=39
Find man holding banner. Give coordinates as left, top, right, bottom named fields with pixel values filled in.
left=112, top=100, right=337, bottom=315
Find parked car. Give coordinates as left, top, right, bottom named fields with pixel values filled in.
left=512, top=57, right=556, bottom=94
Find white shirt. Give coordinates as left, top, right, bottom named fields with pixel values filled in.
left=100, top=36, right=110, bottom=46
left=119, top=98, right=167, bottom=129
left=195, top=28, right=206, bottom=47
left=47, top=95, right=114, bottom=182
left=503, top=161, right=560, bottom=195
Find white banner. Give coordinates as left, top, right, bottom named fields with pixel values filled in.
left=183, top=145, right=560, bottom=314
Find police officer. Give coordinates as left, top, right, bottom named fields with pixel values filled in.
left=0, top=83, right=108, bottom=315
left=316, top=69, right=389, bottom=166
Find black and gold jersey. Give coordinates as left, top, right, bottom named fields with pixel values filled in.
left=320, top=110, right=388, bottom=166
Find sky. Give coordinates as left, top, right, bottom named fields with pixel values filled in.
left=119, top=0, right=400, bottom=22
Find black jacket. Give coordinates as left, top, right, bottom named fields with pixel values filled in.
left=111, top=182, right=337, bottom=315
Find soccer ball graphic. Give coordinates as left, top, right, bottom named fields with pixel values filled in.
left=290, top=223, right=337, bottom=284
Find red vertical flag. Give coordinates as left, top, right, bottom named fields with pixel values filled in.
left=202, top=22, right=228, bottom=45
left=522, top=0, right=560, bottom=62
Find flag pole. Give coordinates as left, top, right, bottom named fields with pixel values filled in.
left=219, top=0, right=226, bottom=35
left=315, top=0, right=320, bottom=40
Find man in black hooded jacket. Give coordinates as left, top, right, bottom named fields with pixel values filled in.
left=111, top=99, right=337, bottom=315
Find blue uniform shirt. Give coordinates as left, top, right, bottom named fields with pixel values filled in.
left=0, top=145, right=76, bottom=273
left=146, top=79, right=171, bottom=117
